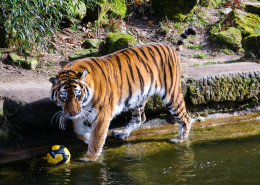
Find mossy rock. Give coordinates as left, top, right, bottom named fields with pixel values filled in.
left=69, top=48, right=99, bottom=60
left=145, top=95, right=167, bottom=115
left=106, top=32, right=138, bottom=54
left=243, top=2, right=260, bottom=16
left=242, top=34, right=260, bottom=58
left=82, top=39, right=101, bottom=49
left=151, top=0, right=198, bottom=21
left=210, top=9, right=260, bottom=50
left=7, top=53, right=38, bottom=70
left=215, top=27, right=242, bottom=51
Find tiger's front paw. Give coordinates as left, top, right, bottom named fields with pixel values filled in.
left=78, top=155, right=98, bottom=162
left=168, top=138, right=184, bottom=144
left=112, top=130, right=130, bottom=140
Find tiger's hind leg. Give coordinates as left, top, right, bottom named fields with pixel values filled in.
left=112, top=104, right=146, bottom=140
left=166, top=95, right=192, bottom=142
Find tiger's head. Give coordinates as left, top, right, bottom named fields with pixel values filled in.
left=49, top=70, right=94, bottom=126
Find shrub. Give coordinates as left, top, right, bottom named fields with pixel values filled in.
left=0, top=0, right=80, bottom=56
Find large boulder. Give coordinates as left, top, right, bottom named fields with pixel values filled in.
left=243, top=2, right=260, bottom=16
left=106, top=32, right=138, bottom=54
left=242, top=34, right=260, bottom=58
left=151, top=0, right=199, bottom=21
left=212, top=27, right=242, bottom=51
left=210, top=9, right=260, bottom=51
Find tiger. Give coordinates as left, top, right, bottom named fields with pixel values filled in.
left=49, top=27, right=196, bottom=161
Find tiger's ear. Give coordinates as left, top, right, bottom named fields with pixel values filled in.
left=78, top=70, right=88, bottom=82
left=49, top=76, right=58, bottom=86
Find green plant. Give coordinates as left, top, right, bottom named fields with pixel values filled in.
left=0, top=0, right=80, bottom=57
left=188, top=45, right=203, bottom=49
left=196, top=53, right=207, bottom=59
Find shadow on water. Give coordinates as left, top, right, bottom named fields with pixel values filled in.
left=0, top=131, right=260, bottom=184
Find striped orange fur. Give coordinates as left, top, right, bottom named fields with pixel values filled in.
left=49, top=27, right=196, bottom=161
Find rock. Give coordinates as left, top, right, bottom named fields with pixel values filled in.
left=82, top=39, right=101, bottom=49
left=7, top=53, right=38, bottom=70
left=69, top=48, right=99, bottom=60
left=243, top=2, right=260, bottom=16
left=210, top=9, right=260, bottom=50
left=151, top=0, right=199, bottom=21
left=106, top=32, right=138, bottom=54
left=242, top=34, right=260, bottom=58
left=220, top=8, right=233, bottom=15
left=214, top=27, right=242, bottom=51
left=196, top=116, right=205, bottom=122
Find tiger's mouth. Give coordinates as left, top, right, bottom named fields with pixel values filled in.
left=68, top=113, right=79, bottom=117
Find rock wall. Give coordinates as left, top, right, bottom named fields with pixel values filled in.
left=183, top=71, right=260, bottom=105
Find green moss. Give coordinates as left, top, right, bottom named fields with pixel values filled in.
left=210, top=9, right=260, bottom=51
left=69, top=48, right=99, bottom=60
left=7, top=53, right=38, bottom=70
left=145, top=95, right=167, bottom=115
left=151, top=0, right=198, bottom=21
left=242, top=34, right=260, bottom=58
left=106, top=32, right=138, bottom=54
left=82, top=39, right=101, bottom=49
left=210, top=0, right=223, bottom=8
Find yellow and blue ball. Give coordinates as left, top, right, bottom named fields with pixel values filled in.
left=47, top=145, right=71, bottom=164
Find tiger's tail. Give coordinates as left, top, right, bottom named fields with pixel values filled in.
left=175, top=27, right=197, bottom=53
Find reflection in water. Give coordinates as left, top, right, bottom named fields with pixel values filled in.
left=1, top=118, right=260, bottom=184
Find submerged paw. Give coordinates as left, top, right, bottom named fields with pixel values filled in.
left=112, top=130, right=129, bottom=140
left=168, top=138, right=184, bottom=144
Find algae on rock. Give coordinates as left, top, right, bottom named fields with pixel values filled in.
left=106, top=32, right=138, bottom=54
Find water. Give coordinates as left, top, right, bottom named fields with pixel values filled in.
left=1, top=119, right=260, bottom=184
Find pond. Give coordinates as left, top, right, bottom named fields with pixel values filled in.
left=1, top=115, right=260, bottom=184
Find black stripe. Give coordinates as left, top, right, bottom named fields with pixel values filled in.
left=185, top=29, right=190, bottom=35
left=125, top=75, right=133, bottom=107
left=122, top=52, right=135, bottom=82
left=136, top=66, right=144, bottom=96
left=147, top=65, right=154, bottom=95
left=79, top=65, right=88, bottom=70
left=67, top=61, right=76, bottom=67
left=147, top=46, right=159, bottom=70
left=132, top=49, right=149, bottom=72
left=90, top=58, right=107, bottom=79
left=115, top=55, right=123, bottom=102
left=176, top=40, right=184, bottom=46
left=181, top=34, right=187, bottom=39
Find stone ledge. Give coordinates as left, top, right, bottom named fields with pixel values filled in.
left=182, top=62, right=260, bottom=105
left=0, top=62, right=260, bottom=147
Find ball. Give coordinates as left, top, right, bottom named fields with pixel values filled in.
left=47, top=145, right=71, bottom=164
